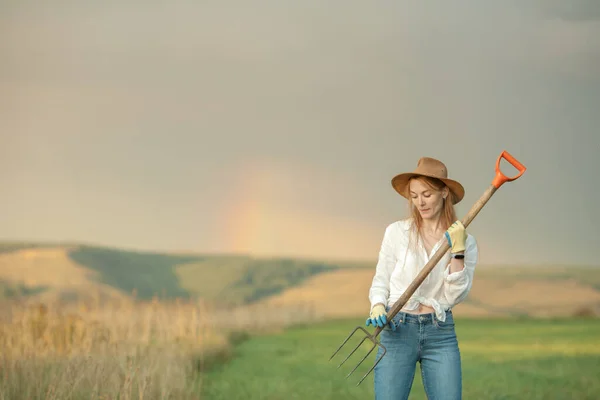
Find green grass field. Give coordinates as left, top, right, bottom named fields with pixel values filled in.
left=201, top=317, right=600, bottom=400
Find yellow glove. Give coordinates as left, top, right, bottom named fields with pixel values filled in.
left=365, top=304, right=387, bottom=328
left=444, top=220, right=467, bottom=254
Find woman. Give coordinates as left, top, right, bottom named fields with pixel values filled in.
left=366, top=156, right=478, bottom=400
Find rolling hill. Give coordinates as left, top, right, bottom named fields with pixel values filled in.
left=1, top=242, right=599, bottom=319
left=0, top=242, right=350, bottom=306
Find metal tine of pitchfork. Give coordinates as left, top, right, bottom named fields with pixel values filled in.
left=329, top=325, right=387, bottom=386
left=329, top=150, right=527, bottom=386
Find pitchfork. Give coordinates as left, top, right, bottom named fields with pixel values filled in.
left=329, top=150, right=527, bottom=386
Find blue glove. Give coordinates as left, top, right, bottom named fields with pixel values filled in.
left=366, top=304, right=387, bottom=328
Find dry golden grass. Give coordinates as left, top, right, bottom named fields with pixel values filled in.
left=0, top=292, right=320, bottom=400
left=0, top=296, right=229, bottom=400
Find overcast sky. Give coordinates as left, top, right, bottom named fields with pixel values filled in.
left=1, top=1, right=599, bottom=266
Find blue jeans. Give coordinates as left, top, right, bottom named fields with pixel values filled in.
left=373, top=309, right=462, bottom=400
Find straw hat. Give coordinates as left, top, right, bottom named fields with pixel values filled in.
left=391, top=157, right=465, bottom=204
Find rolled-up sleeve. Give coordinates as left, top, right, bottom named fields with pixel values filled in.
left=443, top=234, right=478, bottom=306
left=369, top=223, right=398, bottom=311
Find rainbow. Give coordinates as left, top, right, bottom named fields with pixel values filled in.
left=221, top=160, right=282, bottom=256
left=220, top=160, right=381, bottom=261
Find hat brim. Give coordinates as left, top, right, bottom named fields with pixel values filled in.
left=391, top=173, right=465, bottom=205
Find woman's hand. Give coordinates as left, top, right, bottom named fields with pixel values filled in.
left=445, top=221, right=467, bottom=254
left=366, top=304, right=387, bottom=328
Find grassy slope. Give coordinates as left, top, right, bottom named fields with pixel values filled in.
left=175, top=255, right=253, bottom=302
left=68, top=245, right=200, bottom=299
left=66, top=246, right=342, bottom=303
left=225, top=258, right=339, bottom=304
left=464, top=265, right=600, bottom=317
left=176, top=257, right=341, bottom=306
left=473, top=264, right=600, bottom=291
left=201, top=316, right=600, bottom=400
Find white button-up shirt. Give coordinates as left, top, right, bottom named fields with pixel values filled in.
left=369, top=218, right=478, bottom=322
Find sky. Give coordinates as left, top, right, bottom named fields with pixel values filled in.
left=1, top=1, right=599, bottom=266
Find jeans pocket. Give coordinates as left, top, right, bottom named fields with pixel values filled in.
left=434, top=314, right=455, bottom=331
left=435, top=320, right=455, bottom=331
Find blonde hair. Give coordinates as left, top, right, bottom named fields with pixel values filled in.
left=405, top=176, right=458, bottom=250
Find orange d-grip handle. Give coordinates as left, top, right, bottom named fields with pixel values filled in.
left=491, top=150, right=526, bottom=189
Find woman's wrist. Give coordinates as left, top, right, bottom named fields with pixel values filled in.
left=449, top=251, right=465, bottom=272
